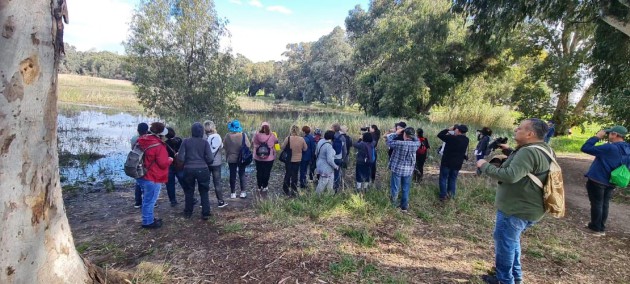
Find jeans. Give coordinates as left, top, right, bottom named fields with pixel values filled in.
left=228, top=162, right=247, bottom=193
left=299, top=159, right=310, bottom=188
left=586, top=179, right=615, bottom=232
left=183, top=168, right=211, bottom=217
left=255, top=160, right=274, bottom=189
left=209, top=165, right=223, bottom=201
left=137, top=178, right=161, bottom=225
left=390, top=173, right=412, bottom=210
left=439, top=166, right=460, bottom=199
left=283, top=162, right=300, bottom=196
left=134, top=181, right=143, bottom=206
left=494, top=211, right=535, bottom=284
left=333, top=159, right=343, bottom=191
left=166, top=166, right=186, bottom=205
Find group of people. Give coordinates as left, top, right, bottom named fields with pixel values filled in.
left=129, top=118, right=630, bottom=284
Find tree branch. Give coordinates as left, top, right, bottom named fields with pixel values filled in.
left=600, top=13, right=630, bottom=37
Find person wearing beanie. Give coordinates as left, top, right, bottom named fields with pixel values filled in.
left=135, top=122, right=172, bottom=228
left=437, top=124, right=470, bottom=201
left=253, top=122, right=278, bottom=192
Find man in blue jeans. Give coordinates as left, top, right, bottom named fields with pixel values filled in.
left=386, top=127, right=419, bottom=212
left=437, top=124, right=469, bottom=201
left=476, top=118, right=552, bottom=284
left=581, top=125, right=629, bottom=237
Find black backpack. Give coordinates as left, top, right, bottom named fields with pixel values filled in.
left=239, top=133, right=253, bottom=166
left=279, top=136, right=292, bottom=163
left=124, top=142, right=161, bottom=178
left=256, top=135, right=271, bottom=158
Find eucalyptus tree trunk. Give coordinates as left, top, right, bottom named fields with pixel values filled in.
left=0, top=1, right=118, bottom=283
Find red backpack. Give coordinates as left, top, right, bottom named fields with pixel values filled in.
left=416, top=137, right=427, bottom=155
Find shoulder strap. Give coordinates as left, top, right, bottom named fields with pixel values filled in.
left=143, top=143, right=163, bottom=171
left=525, top=145, right=558, bottom=188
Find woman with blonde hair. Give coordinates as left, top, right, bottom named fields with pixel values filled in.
left=280, top=125, right=307, bottom=197
left=204, top=120, right=227, bottom=208
left=253, top=122, right=278, bottom=192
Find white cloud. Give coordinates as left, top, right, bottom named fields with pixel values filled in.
left=229, top=0, right=242, bottom=5
left=266, top=5, right=292, bottom=15
left=63, top=0, right=134, bottom=53
left=224, top=25, right=333, bottom=62
left=248, top=0, right=263, bottom=8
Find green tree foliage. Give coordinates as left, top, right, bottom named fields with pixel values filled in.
left=60, top=43, right=131, bottom=79
left=453, top=0, right=630, bottom=134
left=346, top=0, right=490, bottom=117
left=124, top=0, right=237, bottom=120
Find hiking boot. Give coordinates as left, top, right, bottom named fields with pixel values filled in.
left=170, top=202, right=178, bottom=207
left=217, top=200, right=228, bottom=208
left=201, top=214, right=211, bottom=220
left=230, top=193, right=237, bottom=199
left=240, top=191, right=247, bottom=199
left=182, top=212, right=192, bottom=219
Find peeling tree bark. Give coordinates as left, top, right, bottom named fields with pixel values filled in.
left=0, top=1, right=124, bottom=283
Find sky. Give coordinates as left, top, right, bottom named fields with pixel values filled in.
left=64, top=0, right=370, bottom=62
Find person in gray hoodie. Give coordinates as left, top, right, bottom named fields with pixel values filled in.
left=177, top=122, right=214, bottom=220
left=315, top=130, right=339, bottom=194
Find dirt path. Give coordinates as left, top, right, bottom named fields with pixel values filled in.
left=557, top=154, right=630, bottom=235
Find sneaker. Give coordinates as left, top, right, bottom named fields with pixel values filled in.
left=401, top=209, right=409, bottom=214
left=201, top=214, right=211, bottom=220
left=141, top=221, right=162, bottom=229
left=170, top=202, right=178, bottom=207
left=240, top=191, right=247, bottom=199
left=230, top=193, right=237, bottom=199
left=182, top=212, right=192, bottom=219
left=217, top=200, right=228, bottom=208
left=262, top=187, right=268, bottom=192
left=154, top=203, right=159, bottom=208
left=590, top=231, right=606, bottom=237
left=134, top=203, right=141, bottom=209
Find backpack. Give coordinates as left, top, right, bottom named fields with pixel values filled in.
left=124, top=142, right=161, bottom=178
left=610, top=144, right=630, bottom=188
left=239, top=133, right=253, bottom=166
left=256, top=134, right=271, bottom=159
left=417, top=138, right=427, bottom=155
left=279, top=136, right=292, bottom=163
left=333, top=135, right=343, bottom=156
left=525, top=145, right=565, bottom=218
left=364, top=143, right=376, bottom=164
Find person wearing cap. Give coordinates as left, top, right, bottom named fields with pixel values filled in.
left=136, top=122, right=172, bottom=229
left=253, top=122, right=278, bottom=192
left=131, top=122, right=149, bottom=208
left=224, top=119, right=251, bottom=199
left=386, top=127, right=420, bottom=212
left=581, top=125, right=630, bottom=237
left=437, top=124, right=470, bottom=201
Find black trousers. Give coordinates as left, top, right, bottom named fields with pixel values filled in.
left=283, top=162, right=300, bottom=196
left=255, top=160, right=274, bottom=189
left=586, top=179, right=615, bottom=232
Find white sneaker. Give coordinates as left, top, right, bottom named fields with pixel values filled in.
left=230, top=193, right=237, bottom=199
left=240, top=191, right=247, bottom=199
left=262, top=187, right=268, bottom=192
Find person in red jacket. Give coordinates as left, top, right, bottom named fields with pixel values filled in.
left=136, top=122, right=172, bottom=229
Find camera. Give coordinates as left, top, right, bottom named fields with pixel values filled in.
left=360, top=126, right=370, bottom=132
left=488, top=137, right=509, bottom=151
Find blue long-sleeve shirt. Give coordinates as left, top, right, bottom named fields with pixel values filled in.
left=581, top=137, right=630, bottom=186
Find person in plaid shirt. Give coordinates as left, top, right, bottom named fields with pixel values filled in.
left=386, top=127, right=420, bottom=212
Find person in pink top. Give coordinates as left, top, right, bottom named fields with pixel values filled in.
left=253, top=122, right=278, bottom=192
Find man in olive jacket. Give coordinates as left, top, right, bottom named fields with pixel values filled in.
left=476, top=118, right=552, bottom=284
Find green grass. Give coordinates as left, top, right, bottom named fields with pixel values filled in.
left=338, top=226, right=376, bottom=247
left=222, top=222, right=244, bottom=234
left=549, top=123, right=603, bottom=153
left=58, top=74, right=141, bottom=111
